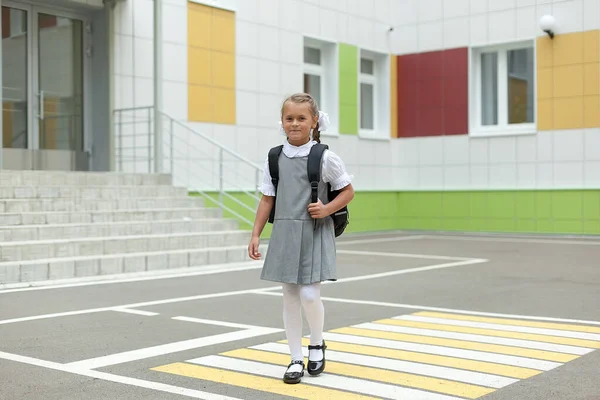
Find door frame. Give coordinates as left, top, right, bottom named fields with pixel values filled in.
left=2, top=0, right=92, bottom=156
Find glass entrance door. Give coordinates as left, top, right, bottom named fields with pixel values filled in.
left=1, top=2, right=88, bottom=170
left=36, top=12, right=84, bottom=153
left=1, top=5, right=29, bottom=151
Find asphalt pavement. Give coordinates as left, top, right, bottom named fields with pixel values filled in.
left=1, top=232, right=599, bottom=400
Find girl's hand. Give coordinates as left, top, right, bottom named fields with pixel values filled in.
left=248, top=236, right=261, bottom=260
left=308, top=199, right=329, bottom=219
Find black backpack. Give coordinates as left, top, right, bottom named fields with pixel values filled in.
left=267, top=143, right=349, bottom=237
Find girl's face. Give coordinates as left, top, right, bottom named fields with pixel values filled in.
left=281, top=101, right=318, bottom=146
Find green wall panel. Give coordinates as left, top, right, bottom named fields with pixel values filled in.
left=584, top=192, right=600, bottom=218
left=192, top=190, right=600, bottom=238
left=338, top=43, right=358, bottom=135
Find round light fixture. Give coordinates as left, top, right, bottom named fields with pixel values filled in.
left=539, top=15, right=556, bottom=38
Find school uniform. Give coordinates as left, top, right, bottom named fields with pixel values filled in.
left=259, top=140, right=353, bottom=285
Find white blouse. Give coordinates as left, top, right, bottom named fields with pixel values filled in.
left=259, top=140, right=354, bottom=196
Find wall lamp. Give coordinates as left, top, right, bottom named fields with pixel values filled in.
left=539, top=15, right=556, bottom=39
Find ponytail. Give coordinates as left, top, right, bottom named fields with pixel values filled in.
left=313, top=122, right=321, bottom=143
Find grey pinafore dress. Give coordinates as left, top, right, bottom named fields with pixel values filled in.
left=260, top=151, right=337, bottom=285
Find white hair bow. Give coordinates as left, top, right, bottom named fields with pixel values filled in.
left=279, top=110, right=330, bottom=136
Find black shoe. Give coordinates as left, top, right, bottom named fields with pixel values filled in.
left=283, top=360, right=304, bottom=384
left=307, top=340, right=327, bottom=376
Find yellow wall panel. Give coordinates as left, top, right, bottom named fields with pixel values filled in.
left=553, top=97, right=584, bottom=129
left=584, top=63, right=600, bottom=95
left=212, top=52, right=235, bottom=88
left=188, top=4, right=211, bottom=49
left=553, top=65, right=584, bottom=97
left=553, top=32, right=584, bottom=66
left=537, top=68, right=553, bottom=99
left=536, top=30, right=600, bottom=132
left=212, top=13, right=235, bottom=53
left=212, top=88, right=235, bottom=124
left=390, top=56, right=398, bottom=138
left=584, top=96, right=600, bottom=128
left=537, top=99, right=554, bottom=130
left=187, top=1, right=236, bottom=124
left=536, top=37, right=554, bottom=68
left=583, top=30, right=599, bottom=63
left=188, top=85, right=212, bottom=122
left=188, top=48, right=212, bottom=85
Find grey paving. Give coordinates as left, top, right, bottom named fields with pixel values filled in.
left=0, top=232, right=599, bottom=400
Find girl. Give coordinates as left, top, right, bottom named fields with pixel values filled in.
left=248, top=93, right=355, bottom=384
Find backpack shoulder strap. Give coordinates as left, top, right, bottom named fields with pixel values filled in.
left=268, top=145, right=284, bottom=190
left=267, top=145, right=283, bottom=224
left=307, top=143, right=329, bottom=203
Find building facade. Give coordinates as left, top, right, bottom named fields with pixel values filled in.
left=2, top=0, right=600, bottom=234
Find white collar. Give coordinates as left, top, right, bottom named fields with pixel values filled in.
left=282, top=139, right=316, bottom=158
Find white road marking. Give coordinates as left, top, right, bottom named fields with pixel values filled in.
left=0, top=261, right=263, bottom=293
left=320, top=332, right=561, bottom=371
left=65, top=327, right=283, bottom=370
left=323, top=258, right=488, bottom=284
left=252, top=342, right=517, bottom=388
left=357, top=323, right=594, bottom=355
left=112, top=308, right=159, bottom=317
left=422, top=234, right=600, bottom=246
left=0, top=351, right=243, bottom=400
left=337, top=250, right=478, bottom=261
left=336, top=235, right=425, bottom=245
left=396, top=315, right=600, bottom=341
left=0, top=286, right=282, bottom=326
left=0, top=234, right=426, bottom=293
left=257, top=295, right=600, bottom=327
left=172, top=316, right=277, bottom=330
left=189, top=355, right=462, bottom=400
left=0, top=258, right=485, bottom=326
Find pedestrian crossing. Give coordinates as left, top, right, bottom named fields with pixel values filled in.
left=151, top=311, right=600, bottom=399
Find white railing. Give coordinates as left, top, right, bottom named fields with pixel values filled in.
left=113, top=106, right=263, bottom=228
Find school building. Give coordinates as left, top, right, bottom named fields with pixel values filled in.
left=2, top=0, right=600, bottom=236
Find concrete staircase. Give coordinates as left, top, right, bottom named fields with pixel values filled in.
left=0, top=171, right=252, bottom=285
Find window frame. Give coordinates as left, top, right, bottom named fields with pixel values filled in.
left=359, top=56, right=376, bottom=133
left=470, top=40, right=537, bottom=137
left=303, top=36, right=338, bottom=137
left=358, top=49, right=390, bottom=141
left=303, top=45, right=324, bottom=115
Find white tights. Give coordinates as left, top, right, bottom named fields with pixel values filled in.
left=282, top=282, right=324, bottom=372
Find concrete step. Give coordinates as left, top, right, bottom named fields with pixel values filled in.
left=0, top=244, right=259, bottom=284
left=0, top=230, right=251, bottom=262
left=0, top=185, right=188, bottom=199
left=0, top=171, right=172, bottom=187
left=0, top=218, right=239, bottom=241
left=0, top=208, right=222, bottom=226
left=0, top=197, right=205, bottom=213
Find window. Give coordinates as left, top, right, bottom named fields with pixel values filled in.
left=303, top=37, right=338, bottom=135
left=359, top=50, right=389, bottom=139
left=303, top=46, right=323, bottom=109
left=360, top=57, right=375, bottom=130
left=472, top=42, right=536, bottom=136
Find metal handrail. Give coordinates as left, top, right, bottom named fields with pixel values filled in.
left=113, top=106, right=264, bottom=228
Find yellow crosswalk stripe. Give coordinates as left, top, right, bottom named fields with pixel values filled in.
left=222, top=348, right=495, bottom=399
left=332, top=327, right=578, bottom=363
left=294, top=337, right=541, bottom=379
left=415, top=312, right=600, bottom=334
left=152, top=362, right=377, bottom=400
left=376, top=319, right=600, bottom=349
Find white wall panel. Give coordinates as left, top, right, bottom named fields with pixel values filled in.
left=109, top=0, right=600, bottom=192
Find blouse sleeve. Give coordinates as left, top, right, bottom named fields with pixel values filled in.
left=322, top=150, right=353, bottom=191
left=258, top=157, right=276, bottom=196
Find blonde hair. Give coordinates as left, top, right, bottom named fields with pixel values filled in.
left=280, top=93, right=321, bottom=143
